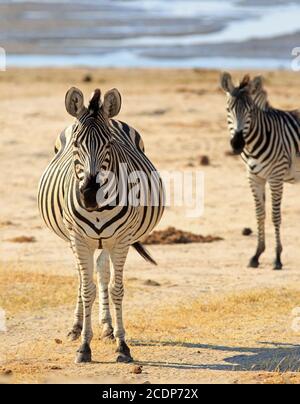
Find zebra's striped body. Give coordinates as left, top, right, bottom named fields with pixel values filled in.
left=38, top=87, right=164, bottom=363
left=40, top=120, right=146, bottom=243
left=221, top=73, right=300, bottom=270
left=250, top=76, right=300, bottom=184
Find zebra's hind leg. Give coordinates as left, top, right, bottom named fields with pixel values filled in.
left=110, top=244, right=133, bottom=363
left=67, top=270, right=83, bottom=341
left=269, top=178, right=284, bottom=270
left=96, top=250, right=115, bottom=342
left=70, top=233, right=96, bottom=364
left=248, top=175, right=266, bottom=268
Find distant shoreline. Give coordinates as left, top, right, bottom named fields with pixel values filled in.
left=1, top=0, right=300, bottom=70
left=4, top=54, right=294, bottom=71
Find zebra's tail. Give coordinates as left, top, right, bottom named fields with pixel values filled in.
left=132, top=242, right=157, bottom=266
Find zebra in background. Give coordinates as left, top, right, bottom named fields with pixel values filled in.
left=38, top=87, right=165, bottom=363
left=221, top=72, right=300, bottom=270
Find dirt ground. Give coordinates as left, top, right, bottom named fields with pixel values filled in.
left=1, top=68, right=300, bottom=384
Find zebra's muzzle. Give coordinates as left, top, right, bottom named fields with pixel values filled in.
left=231, top=130, right=245, bottom=155
left=80, top=176, right=99, bottom=211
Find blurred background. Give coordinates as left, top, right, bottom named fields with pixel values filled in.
left=1, top=0, right=300, bottom=69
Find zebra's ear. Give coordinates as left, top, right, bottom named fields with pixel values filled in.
left=103, top=89, right=122, bottom=118
left=250, top=76, right=263, bottom=94
left=220, top=72, right=235, bottom=94
left=65, top=87, right=86, bottom=118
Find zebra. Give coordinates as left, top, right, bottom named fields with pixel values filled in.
left=38, top=87, right=165, bottom=363
left=221, top=72, right=300, bottom=270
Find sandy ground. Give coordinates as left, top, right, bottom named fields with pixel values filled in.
left=1, top=68, right=300, bottom=384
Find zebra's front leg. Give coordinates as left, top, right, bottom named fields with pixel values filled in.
left=248, top=175, right=266, bottom=268
left=70, top=233, right=96, bottom=364
left=96, top=250, right=114, bottom=342
left=110, top=244, right=133, bottom=363
left=269, top=178, right=284, bottom=270
left=67, top=272, right=83, bottom=341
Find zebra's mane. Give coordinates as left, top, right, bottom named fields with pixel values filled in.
left=290, top=109, right=300, bottom=121
left=88, top=89, right=102, bottom=117
left=252, top=88, right=271, bottom=111
left=251, top=78, right=300, bottom=120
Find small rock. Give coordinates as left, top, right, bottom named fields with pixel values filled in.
left=2, top=369, right=12, bottom=376
left=144, top=279, right=161, bottom=287
left=131, top=365, right=143, bottom=374
left=49, top=366, right=62, bottom=370
left=199, top=155, right=210, bottom=166
left=0, top=220, right=14, bottom=227
left=242, top=228, right=253, bottom=236
left=54, top=339, right=63, bottom=345
left=225, top=150, right=236, bottom=157
left=152, top=109, right=168, bottom=116
left=82, top=74, right=93, bottom=83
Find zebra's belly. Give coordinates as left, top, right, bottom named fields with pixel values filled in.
left=38, top=175, right=70, bottom=242
left=38, top=161, right=72, bottom=243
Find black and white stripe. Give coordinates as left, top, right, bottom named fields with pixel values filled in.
left=221, top=73, right=300, bottom=270
left=38, top=87, right=164, bottom=363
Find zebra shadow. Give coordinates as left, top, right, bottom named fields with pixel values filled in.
left=130, top=340, right=300, bottom=372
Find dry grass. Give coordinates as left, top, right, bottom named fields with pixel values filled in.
left=0, top=264, right=77, bottom=315
left=1, top=262, right=300, bottom=383
left=128, top=288, right=300, bottom=344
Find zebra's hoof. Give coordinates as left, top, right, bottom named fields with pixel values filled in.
left=116, top=341, right=133, bottom=363
left=248, top=257, right=259, bottom=268
left=116, top=353, right=133, bottom=363
left=101, top=328, right=115, bottom=344
left=273, top=262, right=283, bottom=271
left=75, top=343, right=92, bottom=364
left=67, top=327, right=82, bottom=341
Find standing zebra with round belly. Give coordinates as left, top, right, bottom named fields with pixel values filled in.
left=221, top=73, right=300, bottom=270
left=38, top=87, right=165, bottom=363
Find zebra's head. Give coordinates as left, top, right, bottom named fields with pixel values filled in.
left=65, top=87, right=122, bottom=211
left=221, top=72, right=256, bottom=155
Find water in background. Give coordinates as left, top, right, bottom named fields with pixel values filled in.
left=1, top=0, right=300, bottom=69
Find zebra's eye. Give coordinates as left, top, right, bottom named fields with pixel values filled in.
left=75, top=165, right=82, bottom=176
